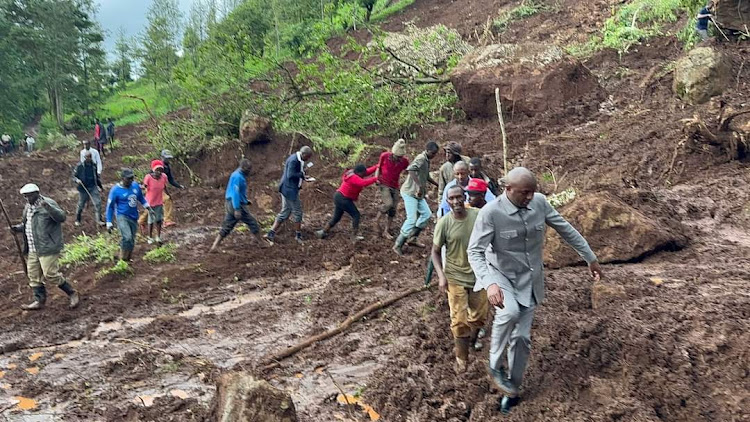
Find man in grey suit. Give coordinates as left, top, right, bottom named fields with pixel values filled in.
left=468, top=167, right=602, bottom=414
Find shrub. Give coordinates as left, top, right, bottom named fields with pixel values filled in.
left=60, top=233, right=120, bottom=267
left=143, top=243, right=177, bottom=263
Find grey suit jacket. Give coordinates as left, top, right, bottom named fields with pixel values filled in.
left=468, top=193, right=597, bottom=307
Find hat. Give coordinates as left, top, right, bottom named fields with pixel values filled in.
left=19, top=183, right=40, bottom=194
left=121, top=168, right=135, bottom=179
left=161, top=149, right=173, bottom=159
left=467, top=178, right=488, bottom=194
left=392, top=138, right=407, bottom=156
left=444, top=142, right=462, bottom=155
left=151, top=159, right=165, bottom=171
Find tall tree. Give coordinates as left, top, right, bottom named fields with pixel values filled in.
left=113, top=28, right=133, bottom=84
left=139, top=0, right=182, bottom=85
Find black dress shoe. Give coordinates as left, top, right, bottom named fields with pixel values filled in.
left=500, top=395, right=520, bottom=414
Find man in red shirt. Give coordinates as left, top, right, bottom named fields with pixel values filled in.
left=374, top=139, right=409, bottom=239
left=316, top=164, right=378, bottom=242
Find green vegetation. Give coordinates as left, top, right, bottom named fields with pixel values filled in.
left=494, top=0, right=555, bottom=33
left=96, top=81, right=173, bottom=126
left=143, top=243, right=177, bottom=263
left=96, top=260, right=133, bottom=279
left=567, top=0, right=705, bottom=57
left=548, top=188, right=577, bottom=208
left=60, top=233, right=120, bottom=267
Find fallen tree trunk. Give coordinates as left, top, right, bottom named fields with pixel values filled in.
left=262, top=285, right=429, bottom=370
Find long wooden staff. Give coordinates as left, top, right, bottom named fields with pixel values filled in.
left=0, top=198, right=27, bottom=276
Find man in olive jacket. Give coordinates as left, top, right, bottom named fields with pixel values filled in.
left=11, top=184, right=79, bottom=310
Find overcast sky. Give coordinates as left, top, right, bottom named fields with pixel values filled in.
left=97, top=0, right=194, bottom=56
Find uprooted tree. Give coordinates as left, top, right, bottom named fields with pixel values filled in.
left=682, top=105, right=750, bottom=161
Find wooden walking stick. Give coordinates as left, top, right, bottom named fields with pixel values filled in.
left=495, top=87, right=509, bottom=176
left=0, top=198, right=27, bottom=276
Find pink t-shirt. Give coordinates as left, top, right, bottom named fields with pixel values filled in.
left=143, top=173, right=167, bottom=207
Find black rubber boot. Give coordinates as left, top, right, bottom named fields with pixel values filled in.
left=21, top=286, right=47, bottom=310
left=407, top=227, right=426, bottom=247
left=392, top=233, right=408, bottom=256
left=58, top=281, right=80, bottom=309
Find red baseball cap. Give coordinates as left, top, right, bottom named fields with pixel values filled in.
left=151, top=159, right=164, bottom=171
left=467, top=177, right=488, bottom=193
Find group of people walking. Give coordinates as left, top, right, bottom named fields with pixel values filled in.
left=9, top=136, right=604, bottom=415
left=0, top=133, right=35, bottom=156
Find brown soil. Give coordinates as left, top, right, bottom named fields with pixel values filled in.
left=1, top=2, right=749, bottom=421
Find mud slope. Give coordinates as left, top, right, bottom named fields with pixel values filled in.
left=1, top=2, right=749, bottom=421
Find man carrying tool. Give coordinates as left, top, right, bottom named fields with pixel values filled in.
left=79, top=140, right=103, bottom=176
left=467, top=167, right=603, bottom=414
left=432, top=184, right=487, bottom=374
left=393, top=141, right=439, bottom=255
left=142, top=160, right=168, bottom=244
left=106, top=118, right=115, bottom=147
left=265, top=146, right=314, bottom=245
left=210, top=159, right=266, bottom=252
left=315, top=163, right=378, bottom=242
left=106, top=168, right=152, bottom=262
left=10, top=184, right=79, bottom=310
left=73, top=151, right=104, bottom=227
left=160, top=150, right=185, bottom=227
left=374, top=138, right=409, bottom=239
left=696, top=1, right=714, bottom=41
left=469, top=157, right=501, bottom=196
left=439, top=161, right=495, bottom=216
left=437, top=142, right=470, bottom=206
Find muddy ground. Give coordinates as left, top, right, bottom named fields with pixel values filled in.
left=1, top=1, right=749, bottom=421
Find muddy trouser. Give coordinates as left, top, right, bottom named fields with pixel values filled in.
left=220, top=200, right=260, bottom=237
left=489, top=289, right=537, bottom=389
left=117, top=215, right=138, bottom=251
left=328, top=192, right=360, bottom=231
left=697, top=28, right=709, bottom=41
left=379, top=186, right=399, bottom=217
left=26, top=252, right=64, bottom=288
left=76, top=187, right=102, bottom=222
left=275, top=194, right=303, bottom=224
left=163, top=193, right=174, bottom=223
left=399, top=193, right=431, bottom=237
left=447, top=283, right=488, bottom=339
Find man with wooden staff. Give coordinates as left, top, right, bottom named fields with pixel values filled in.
left=10, top=184, right=79, bottom=310
left=73, top=151, right=104, bottom=226
left=468, top=167, right=602, bottom=414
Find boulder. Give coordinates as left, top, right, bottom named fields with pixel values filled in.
left=209, top=372, right=298, bottom=422
left=449, top=43, right=604, bottom=119
left=673, top=47, right=732, bottom=105
left=713, top=0, right=750, bottom=30
left=240, top=111, right=272, bottom=145
left=544, top=193, right=685, bottom=268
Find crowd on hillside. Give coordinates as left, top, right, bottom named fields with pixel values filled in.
left=9, top=132, right=607, bottom=414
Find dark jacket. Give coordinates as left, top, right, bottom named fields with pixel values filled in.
left=163, top=162, right=182, bottom=189
left=12, top=196, right=67, bottom=256
left=73, top=161, right=103, bottom=191
left=278, top=153, right=304, bottom=200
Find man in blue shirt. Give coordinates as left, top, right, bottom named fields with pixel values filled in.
left=439, top=161, right=496, bottom=217
left=265, top=146, right=314, bottom=245
left=696, top=2, right=713, bottom=41
left=106, top=168, right=151, bottom=262
left=210, top=159, right=266, bottom=252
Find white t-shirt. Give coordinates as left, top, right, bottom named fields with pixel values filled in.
left=25, top=137, right=35, bottom=145
left=80, top=148, right=103, bottom=174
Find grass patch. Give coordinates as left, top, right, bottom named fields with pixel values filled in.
left=60, top=233, right=120, bottom=267
left=143, top=243, right=177, bottom=264
left=97, top=80, right=173, bottom=126
left=371, top=0, right=416, bottom=23
left=96, top=260, right=133, bottom=279
left=494, top=0, right=555, bottom=32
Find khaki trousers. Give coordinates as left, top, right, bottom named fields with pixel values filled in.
left=447, top=282, right=488, bottom=339
left=27, top=252, right=64, bottom=288
left=138, top=192, right=174, bottom=226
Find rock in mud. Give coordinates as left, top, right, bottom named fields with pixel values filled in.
left=544, top=193, right=686, bottom=268
left=209, top=372, right=298, bottom=422
left=449, top=43, right=604, bottom=119
left=673, top=47, right=732, bottom=105
left=240, top=111, right=273, bottom=145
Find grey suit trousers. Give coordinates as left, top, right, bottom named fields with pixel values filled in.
left=490, top=289, right=537, bottom=388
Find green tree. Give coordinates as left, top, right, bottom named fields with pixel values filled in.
left=212, top=0, right=271, bottom=66
left=139, top=0, right=182, bottom=85
left=113, top=28, right=133, bottom=84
